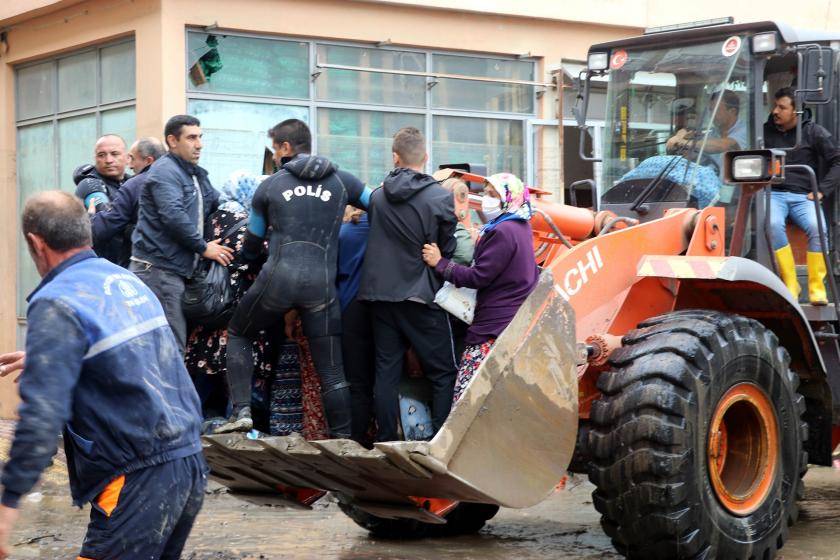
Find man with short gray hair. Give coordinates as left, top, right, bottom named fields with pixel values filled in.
left=0, top=191, right=205, bottom=559
left=90, top=136, right=166, bottom=268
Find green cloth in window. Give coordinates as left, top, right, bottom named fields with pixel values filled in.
left=452, top=223, right=475, bottom=266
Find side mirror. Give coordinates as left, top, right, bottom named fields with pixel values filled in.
left=799, top=46, right=835, bottom=104
left=574, top=70, right=601, bottom=163
left=572, top=70, right=589, bottom=128
left=723, top=149, right=786, bottom=185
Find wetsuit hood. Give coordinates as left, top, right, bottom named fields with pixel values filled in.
left=282, top=153, right=337, bottom=180
left=382, top=167, right=439, bottom=203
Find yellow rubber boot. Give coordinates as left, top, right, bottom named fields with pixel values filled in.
left=775, top=245, right=801, bottom=300
left=807, top=251, right=828, bottom=305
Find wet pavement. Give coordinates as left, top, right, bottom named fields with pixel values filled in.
left=5, top=419, right=840, bottom=559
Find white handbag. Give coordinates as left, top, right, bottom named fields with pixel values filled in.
left=434, top=281, right=477, bottom=325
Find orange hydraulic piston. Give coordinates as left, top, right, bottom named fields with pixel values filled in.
left=531, top=198, right=596, bottom=241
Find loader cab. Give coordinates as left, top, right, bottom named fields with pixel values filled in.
left=595, top=39, right=754, bottom=220
left=579, top=20, right=840, bottom=262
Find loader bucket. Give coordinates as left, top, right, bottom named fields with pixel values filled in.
left=203, top=269, right=578, bottom=514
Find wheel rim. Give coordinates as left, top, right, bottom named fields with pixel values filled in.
left=707, top=382, right=779, bottom=516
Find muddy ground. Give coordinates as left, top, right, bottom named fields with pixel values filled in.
left=5, top=418, right=840, bottom=559
left=10, top=466, right=840, bottom=559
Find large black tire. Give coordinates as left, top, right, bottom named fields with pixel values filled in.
left=338, top=499, right=500, bottom=539
left=588, top=310, right=807, bottom=559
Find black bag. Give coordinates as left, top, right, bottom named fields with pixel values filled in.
left=182, top=219, right=247, bottom=329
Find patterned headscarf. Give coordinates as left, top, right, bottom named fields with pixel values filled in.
left=219, top=170, right=264, bottom=213
left=481, top=173, right=532, bottom=236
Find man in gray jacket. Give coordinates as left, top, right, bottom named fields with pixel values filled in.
left=130, top=115, right=233, bottom=353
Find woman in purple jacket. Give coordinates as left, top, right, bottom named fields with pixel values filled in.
left=422, top=173, right=539, bottom=401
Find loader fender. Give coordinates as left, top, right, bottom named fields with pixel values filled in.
left=636, top=254, right=824, bottom=374
left=637, top=254, right=834, bottom=464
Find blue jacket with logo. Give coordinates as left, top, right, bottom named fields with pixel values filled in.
left=0, top=251, right=203, bottom=508
left=131, top=153, right=220, bottom=277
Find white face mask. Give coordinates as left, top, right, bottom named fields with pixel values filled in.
left=482, top=195, right=502, bottom=221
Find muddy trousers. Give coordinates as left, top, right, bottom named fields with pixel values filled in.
left=78, top=453, right=207, bottom=560
left=226, top=332, right=352, bottom=438
left=369, top=302, right=458, bottom=442
left=128, top=261, right=187, bottom=355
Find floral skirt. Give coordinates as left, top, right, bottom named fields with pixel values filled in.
left=453, top=338, right=496, bottom=403
left=295, top=334, right=329, bottom=441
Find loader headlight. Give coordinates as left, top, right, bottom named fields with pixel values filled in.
left=732, top=156, right=765, bottom=180
left=751, top=32, right=778, bottom=54
left=724, top=149, right=786, bottom=184
left=587, top=52, right=609, bottom=72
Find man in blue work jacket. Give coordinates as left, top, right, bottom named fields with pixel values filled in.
left=0, top=191, right=205, bottom=559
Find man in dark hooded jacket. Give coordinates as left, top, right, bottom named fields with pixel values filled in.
left=73, top=134, right=129, bottom=265
left=765, top=87, right=840, bottom=305
left=357, top=126, right=458, bottom=442
left=216, top=119, right=370, bottom=437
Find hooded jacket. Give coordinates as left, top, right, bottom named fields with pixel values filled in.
left=131, top=153, right=220, bottom=278
left=90, top=165, right=150, bottom=268
left=358, top=168, right=457, bottom=306
left=764, top=115, right=840, bottom=196
left=75, top=167, right=128, bottom=266
left=245, top=153, right=367, bottom=286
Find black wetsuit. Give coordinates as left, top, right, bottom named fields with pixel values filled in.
left=225, top=153, right=368, bottom=438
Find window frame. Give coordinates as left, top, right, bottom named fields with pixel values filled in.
left=184, top=29, right=538, bottom=179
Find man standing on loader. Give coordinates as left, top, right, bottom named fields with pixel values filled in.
left=766, top=87, right=840, bottom=305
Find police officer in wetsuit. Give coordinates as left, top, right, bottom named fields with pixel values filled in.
left=216, top=119, right=370, bottom=437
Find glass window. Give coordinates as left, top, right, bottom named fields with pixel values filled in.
left=189, top=99, right=308, bottom=187
left=16, top=62, right=54, bottom=120
left=15, top=40, right=136, bottom=317
left=187, top=32, right=309, bottom=99
left=600, top=39, right=753, bottom=209
left=101, top=42, right=136, bottom=104
left=432, top=54, right=535, bottom=113
left=316, top=45, right=426, bottom=107
left=101, top=107, right=136, bottom=147
left=16, top=123, right=56, bottom=310
left=58, top=51, right=97, bottom=112
left=58, top=114, right=98, bottom=191
left=432, top=116, right=524, bottom=178
left=183, top=33, right=538, bottom=198
left=317, top=108, right=424, bottom=185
